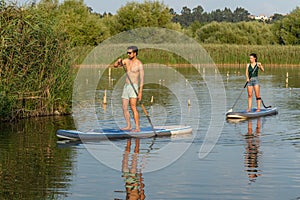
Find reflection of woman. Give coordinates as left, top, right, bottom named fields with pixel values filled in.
left=244, top=118, right=262, bottom=182
left=246, top=53, right=264, bottom=112
left=122, top=139, right=145, bottom=200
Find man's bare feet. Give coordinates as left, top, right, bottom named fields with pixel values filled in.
left=121, top=127, right=132, bottom=131
left=246, top=108, right=251, bottom=112
left=256, top=109, right=260, bottom=112
left=131, top=129, right=140, bottom=133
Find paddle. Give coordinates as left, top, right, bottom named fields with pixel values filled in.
left=119, top=60, right=157, bottom=136
left=226, top=64, right=258, bottom=113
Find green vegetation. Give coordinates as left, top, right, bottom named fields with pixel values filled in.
left=1, top=0, right=300, bottom=121
left=1, top=1, right=74, bottom=121
left=172, top=6, right=252, bottom=27
left=202, top=44, right=300, bottom=65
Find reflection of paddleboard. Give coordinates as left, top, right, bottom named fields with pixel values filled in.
left=56, top=125, right=192, bottom=141
left=226, top=107, right=278, bottom=119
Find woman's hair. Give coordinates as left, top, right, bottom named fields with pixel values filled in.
left=250, top=53, right=257, bottom=62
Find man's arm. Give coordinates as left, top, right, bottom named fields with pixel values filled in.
left=113, top=58, right=124, bottom=68
left=138, top=63, right=144, bottom=101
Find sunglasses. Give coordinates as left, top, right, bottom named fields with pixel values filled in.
left=127, top=51, right=134, bottom=55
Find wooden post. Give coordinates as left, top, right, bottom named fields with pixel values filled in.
left=286, top=72, right=289, bottom=88
left=103, top=89, right=107, bottom=104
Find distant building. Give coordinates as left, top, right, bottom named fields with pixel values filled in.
left=248, top=14, right=271, bottom=21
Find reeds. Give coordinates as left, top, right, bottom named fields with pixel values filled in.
left=135, top=44, right=300, bottom=66
left=0, top=3, right=73, bottom=121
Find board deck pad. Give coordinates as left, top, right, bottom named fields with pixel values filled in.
left=226, top=107, right=278, bottom=119
left=56, top=125, right=192, bottom=141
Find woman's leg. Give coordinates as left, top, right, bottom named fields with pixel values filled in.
left=254, top=85, right=261, bottom=112
left=247, top=86, right=253, bottom=112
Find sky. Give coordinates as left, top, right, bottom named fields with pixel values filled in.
left=82, top=0, right=299, bottom=16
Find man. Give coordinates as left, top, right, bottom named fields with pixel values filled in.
left=114, top=46, right=144, bottom=132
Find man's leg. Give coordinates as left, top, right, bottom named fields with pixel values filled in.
left=130, top=98, right=140, bottom=132
left=121, top=98, right=132, bottom=130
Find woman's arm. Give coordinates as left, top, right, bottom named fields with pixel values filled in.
left=258, top=62, right=264, bottom=72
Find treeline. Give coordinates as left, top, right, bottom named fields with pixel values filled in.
left=171, top=6, right=252, bottom=27
left=1, top=0, right=300, bottom=120
left=171, top=6, right=285, bottom=27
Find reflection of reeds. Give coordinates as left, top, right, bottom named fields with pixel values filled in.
left=0, top=5, right=73, bottom=121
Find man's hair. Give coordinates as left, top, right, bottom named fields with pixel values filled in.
left=128, top=46, right=138, bottom=55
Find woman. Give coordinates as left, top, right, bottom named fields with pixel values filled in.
left=246, top=53, right=264, bottom=112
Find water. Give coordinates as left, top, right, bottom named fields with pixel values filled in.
left=0, top=65, right=300, bottom=200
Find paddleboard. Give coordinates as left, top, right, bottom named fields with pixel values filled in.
left=226, top=107, right=278, bottom=119
left=56, top=125, right=192, bottom=141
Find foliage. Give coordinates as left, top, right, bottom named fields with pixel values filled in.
left=172, top=6, right=251, bottom=27
left=272, top=7, right=300, bottom=45
left=113, top=1, right=175, bottom=32
left=203, top=44, right=300, bottom=65
left=194, top=21, right=275, bottom=45
left=52, top=0, right=110, bottom=46
left=0, top=2, right=73, bottom=120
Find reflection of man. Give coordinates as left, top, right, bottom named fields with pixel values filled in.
left=244, top=118, right=262, bottom=182
left=122, top=139, right=145, bottom=200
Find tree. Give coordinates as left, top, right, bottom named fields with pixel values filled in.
left=232, top=7, right=250, bottom=22
left=195, top=21, right=275, bottom=45
left=53, top=0, right=110, bottom=46
left=270, top=13, right=285, bottom=22
left=192, top=5, right=204, bottom=21
left=273, top=7, right=300, bottom=45
left=114, top=1, right=174, bottom=32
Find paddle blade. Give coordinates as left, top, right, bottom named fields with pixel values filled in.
left=226, top=108, right=233, bottom=113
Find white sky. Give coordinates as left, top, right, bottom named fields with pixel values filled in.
left=85, top=0, right=300, bottom=16
left=17, top=0, right=300, bottom=16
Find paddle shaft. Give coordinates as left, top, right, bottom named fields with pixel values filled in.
left=120, top=61, right=157, bottom=136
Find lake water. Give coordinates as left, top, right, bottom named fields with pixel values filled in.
left=0, top=65, right=300, bottom=200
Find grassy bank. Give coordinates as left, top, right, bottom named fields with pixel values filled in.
left=203, top=44, right=300, bottom=65
left=73, top=44, right=300, bottom=66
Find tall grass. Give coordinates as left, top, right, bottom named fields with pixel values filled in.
left=0, top=3, right=73, bottom=121
left=137, top=44, right=300, bottom=66
left=202, top=44, right=300, bottom=66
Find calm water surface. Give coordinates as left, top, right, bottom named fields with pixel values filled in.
left=0, top=65, right=300, bottom=200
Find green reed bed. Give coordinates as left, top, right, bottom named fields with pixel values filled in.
left=103, top=44, right=300, bottom=66
left=0, top=3, right=73, bottom=121
left=203, top=44, right=300, bottom=66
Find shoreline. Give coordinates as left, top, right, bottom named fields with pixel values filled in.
left=73, top=63, right=300, bottom=68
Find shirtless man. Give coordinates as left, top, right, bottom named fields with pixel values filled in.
left=114, top=46, right=144, bottom=132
